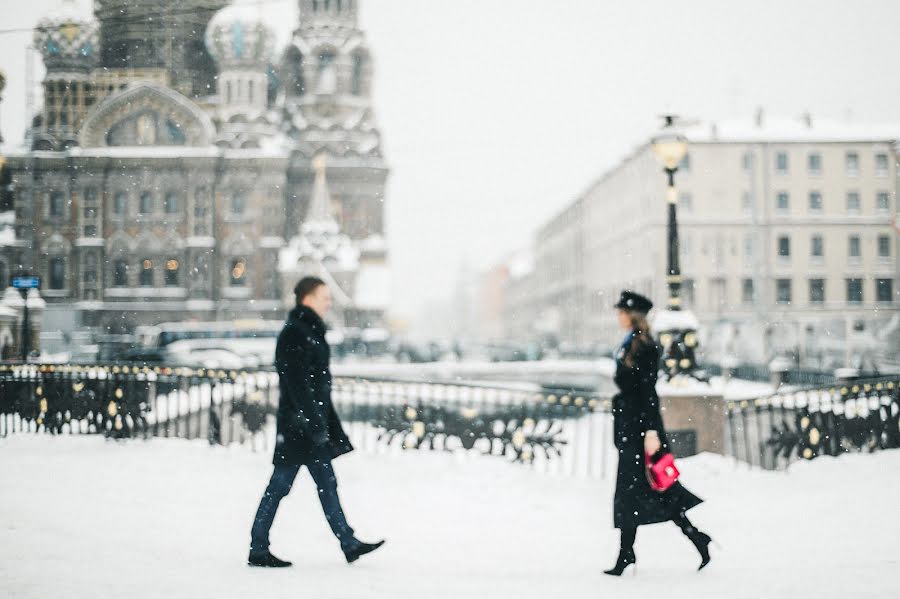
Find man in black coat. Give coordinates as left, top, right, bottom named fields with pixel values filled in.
left=248, top=277, right=384, bottom=567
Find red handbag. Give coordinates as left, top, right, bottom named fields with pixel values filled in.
left=645, top=452, right=679, bottom=492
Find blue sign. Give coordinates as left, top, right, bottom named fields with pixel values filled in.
left=12, top=276, right=40, bottom=289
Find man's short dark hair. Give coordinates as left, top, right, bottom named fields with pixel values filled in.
left=294, top=276, right=326, bottom=303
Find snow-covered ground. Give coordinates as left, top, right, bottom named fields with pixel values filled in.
left=1, top=437, right=897, bottom=599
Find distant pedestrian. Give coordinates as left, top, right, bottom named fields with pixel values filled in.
left=604, top=290, right=713, bottom=576
left=248, top=276, right=384, bottom=567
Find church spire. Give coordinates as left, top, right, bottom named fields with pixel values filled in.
left=303, top=154, right=339, bottom=234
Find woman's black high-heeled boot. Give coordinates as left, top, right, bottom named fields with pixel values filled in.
left=674, top=514, right=712, bottom=570
left=603, top=549, right=636, bottom=576
left=604, top=527, right=637, bottom=576
left=689, top=531, right=712, bottom=570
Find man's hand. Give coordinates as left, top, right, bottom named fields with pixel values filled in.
left=644, top=430, right=661, bottom=456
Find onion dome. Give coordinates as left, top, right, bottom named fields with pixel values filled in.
left=205, top=4, right=275, bottom=70
left=33, top=0, right=99, bottom=72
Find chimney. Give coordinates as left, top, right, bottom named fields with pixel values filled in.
left=801, top=111, right=813, bottom=128
left=754, top=107, right=764, bottom=128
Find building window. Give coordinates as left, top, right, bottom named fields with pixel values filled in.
left=878, top=235, right=891, bottom=258
left=83, top=254, right=98, bottom=286
left=742, top=278, right=755, bottom=304
left=744, top=234, right=755, bottom=259
left=682, top=278, right=695, bottom=307
left=807, top=191, right=823, bottom=212
left=164, top=192, right=179, bottom=214
left=139, top=191, right=154, bottom=214
left=165, top=258, right=180, bottom=287
left=876, top=191, right=891, bottom=213
left=139, top=259, right=154, bottom=286
left=848, top=235, right=861, bottom=259
left=49, top=257, right=66, bottom=290
left=807, top=152, right=822, bottom=175
left=846, top=278, right=863, bottom=303
left=811, top=235, right=824, bottom=258
left=846, top=152, right=859, bottom=175
left=741, top=152, right=753, bottom=172
left=678, top=192, right=692, bottom=212
left=226, top=80, right=232, bottom=104
left=776, top=191, right=789, bottom=212
left=777, top=236, right=791, bottom=258
left=846, top=191, right=861, bottom=213
left=193, top=188, right=209, bottom=235
left=49, top=191, right=65, bottom=217
left=776, top=279, right=792, bottom=304
left=741, top=191, right=752, bottom=214
left=248, top=80, right=255, bottom=104
left=875, top=153, right=888, bottom=175
left=230, top=258, right=247, bottom=286
left=775, top=152, right=789, bottom=174
left=876, top=279, right=893, bottom=303
left=231, top=190, right=246, bottom=215
left=113, top=258, right=128, bottom=286
left=351, top=53, right=364, bottom=95
left=679, top=153, right=690, bottom=172
left=114, top=192, right=127, bottom=215
left=809, top=279, right=825, bottom=304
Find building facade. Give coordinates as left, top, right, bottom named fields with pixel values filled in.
left=0, top=0, right=389, bottom=335
left=505, top=116, right=900, bottom=369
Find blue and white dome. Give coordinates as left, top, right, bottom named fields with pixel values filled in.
left=205, top=4, right=275, bottom=70
left=33, top=0, right=99, bottom=72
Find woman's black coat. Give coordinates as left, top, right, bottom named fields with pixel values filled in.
left=273, top=306, right=353, bottom=467
left=611, top=333, right=702, bottom=529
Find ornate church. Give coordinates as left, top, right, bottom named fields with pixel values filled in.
left=0, top=0, right=390, bottom=334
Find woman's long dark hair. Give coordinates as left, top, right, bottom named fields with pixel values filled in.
left=624, top=311, right=652, bottom=368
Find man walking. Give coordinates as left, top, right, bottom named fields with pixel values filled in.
left=248, top=276, right=385, bottom=567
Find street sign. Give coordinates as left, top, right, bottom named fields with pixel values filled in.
left=12, top=276, right=40, bottom=290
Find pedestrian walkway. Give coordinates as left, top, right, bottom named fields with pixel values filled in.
left=1, top=436, right=897, bottom=599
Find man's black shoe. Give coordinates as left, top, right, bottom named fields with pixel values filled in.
left=344, top=540, right=385, bottom=564
left=248, top=551, right=293, bottom=568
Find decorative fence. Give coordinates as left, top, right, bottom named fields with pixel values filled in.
left=0, top=363, right=616, bottom=478
left=725, top=377, right=900, bottom=470
left=6, top=363, right=897, bottom=474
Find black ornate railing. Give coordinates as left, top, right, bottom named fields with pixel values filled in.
left=725, top=377, right=900, bottom=469
left=0, top=363, right=615, bottom=477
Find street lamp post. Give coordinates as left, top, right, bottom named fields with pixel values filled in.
left=651, top=115, right=702, bottom=380
left=651, top=115, right=689, bottom=310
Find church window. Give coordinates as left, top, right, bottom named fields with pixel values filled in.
left=49, top=257, right=66, bottom=290
left=49, top=191, right=65, bottom=217
left=231, top=191, right=246, bottom=215
left=165, top=192, right=179, bottom=214
left=139, top=259, right=154, bottom=287
left=114, top=191, right=127, bottom=215
left=352, top=54, right=364, bottom=95
left=165, top=259, right=180, bottom=287
left=230, top=258, right=247, bottom=286
left=113, top=258, right=128, bottom=287
left=140, top=191, right=154, bottom=214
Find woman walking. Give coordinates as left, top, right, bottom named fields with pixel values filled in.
left=605, top=290, right=712, bottom=576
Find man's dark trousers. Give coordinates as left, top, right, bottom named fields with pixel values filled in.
left=250, top=458, right=356, bottom=553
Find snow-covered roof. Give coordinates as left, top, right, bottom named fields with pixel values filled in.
left=681, top=116, right=900, bottom=144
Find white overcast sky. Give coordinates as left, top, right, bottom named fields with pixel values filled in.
left=2, top=0, right=900, bottom=324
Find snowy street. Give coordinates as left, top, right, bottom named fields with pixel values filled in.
left=1, top=436, right=898, bottom=599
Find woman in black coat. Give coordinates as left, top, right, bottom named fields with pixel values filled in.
left=605, top=290, right=712, bottom=576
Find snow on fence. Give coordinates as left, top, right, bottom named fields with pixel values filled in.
left=725, top=377, right=900, bottom=469
left=0, top=363, right=618, bottom=478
